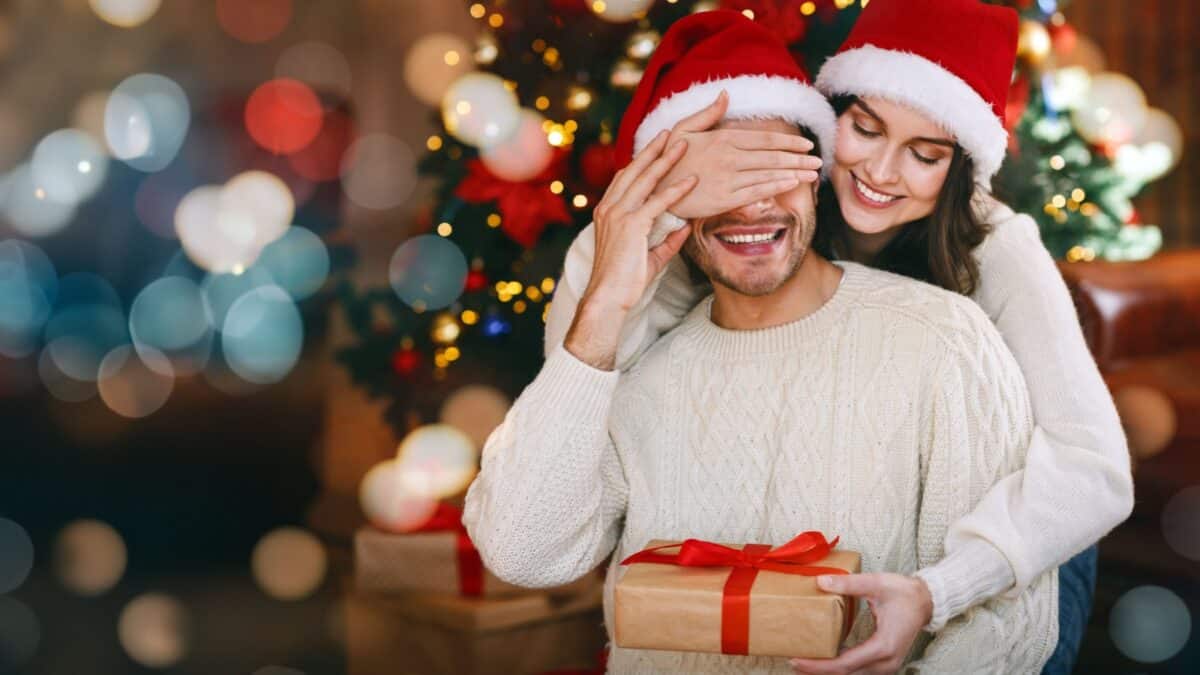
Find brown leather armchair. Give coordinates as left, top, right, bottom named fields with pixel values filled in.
left=1059, top=249, right=1200, bottom=575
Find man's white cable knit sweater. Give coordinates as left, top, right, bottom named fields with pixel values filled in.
left=540, top=194, right=1134, bottom=631
left=464, top=262, right=1057, bottom=673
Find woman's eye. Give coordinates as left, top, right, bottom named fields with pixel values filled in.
left=910, top=148, right=941, bottom=165
left=852, top=122, right=881, bottom=138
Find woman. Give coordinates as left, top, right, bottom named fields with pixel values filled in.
left=544, top=1, right=1133, bottom=673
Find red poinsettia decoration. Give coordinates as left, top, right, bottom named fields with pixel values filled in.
left=719, top=0, right=815, bottom=45
left=454, top=149, right=572, bottom=248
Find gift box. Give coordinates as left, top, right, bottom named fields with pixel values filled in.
left=355, top=524, right=599, bottom=598
left=614, top=532, right=861, bottom=658
left=345, top=580, right=608, bottom=675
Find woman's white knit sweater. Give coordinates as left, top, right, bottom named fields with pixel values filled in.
left=464, top=261, right=1057, bottom=673
left=539, top=194, right=1133, bottom=631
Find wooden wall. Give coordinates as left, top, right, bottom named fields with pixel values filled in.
left=1066, top=0, right=1199, bottom=249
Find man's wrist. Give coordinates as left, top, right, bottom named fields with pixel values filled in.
left=563, top=295, right=629, bottom=371
left=911, top=574, right=935, bottom=628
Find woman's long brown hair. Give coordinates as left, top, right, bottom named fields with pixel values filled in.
left=812, top=96, right=991, bottom=296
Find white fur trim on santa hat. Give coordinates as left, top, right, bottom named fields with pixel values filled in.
left=632, top=75, right=837, bottom=177
left=815, top=45, right=1007, bottom=185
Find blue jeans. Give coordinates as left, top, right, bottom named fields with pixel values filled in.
left=1040, top=545, right=1099, bottom=674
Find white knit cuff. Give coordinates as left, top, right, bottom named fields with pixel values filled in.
left=913, top=538, right=1016, bottom=632
left=536, top=343, right=623, bottom=422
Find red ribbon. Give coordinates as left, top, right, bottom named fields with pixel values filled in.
left=413, top=503, right=484, bottom=597
left=619, top=531, right=854, bottom=655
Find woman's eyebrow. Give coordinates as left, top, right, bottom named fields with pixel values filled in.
left=854, top=99, right=955, bottom=147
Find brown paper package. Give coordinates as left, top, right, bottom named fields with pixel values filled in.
left=345, top=582, right=607, bottom=675
left=355, top=526, right=599, bottom=598
left=615, top=540, right=861, bottom=658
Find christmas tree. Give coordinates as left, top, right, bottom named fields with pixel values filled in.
left=337, top=0, right=1181, bottom=435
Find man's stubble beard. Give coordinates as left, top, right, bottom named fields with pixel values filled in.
left=681, top=210, right=816, bottom=298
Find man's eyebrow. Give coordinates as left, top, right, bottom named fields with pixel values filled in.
left=852, top=99, right=955, bottom=148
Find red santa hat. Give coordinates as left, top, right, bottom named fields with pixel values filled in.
left=614, top=9, right=836, bottom=175
left=815, top=0, right=1018, bottom=185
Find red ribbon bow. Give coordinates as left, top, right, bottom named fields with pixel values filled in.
left=413, top=502, right=485, bottom=597
left=620, top=531, right=854, bottom=655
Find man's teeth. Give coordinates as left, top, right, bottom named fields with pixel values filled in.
left=854, top=176, right=900, bottom=204
left=717, top=231, right=777, bottom=244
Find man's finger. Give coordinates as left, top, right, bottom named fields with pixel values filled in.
left=617, top=139, right=689, bottom=210
left=637, top=175, right=698, bottom=222
left=671, top=90, right=728, bottom=133
left=730, top=130, right=815, bottom=153
left=609, top=129, right=670, bottom=198
left=734, top=150, right=824, bottom=172
left=788, top=635, right=890, bottom=675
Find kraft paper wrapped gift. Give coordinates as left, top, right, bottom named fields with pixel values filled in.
left=614, top=532, right=861, bottom=658
left=355, top=525, right=599, bottom=598
left=345, top=579, right=607, bottom=675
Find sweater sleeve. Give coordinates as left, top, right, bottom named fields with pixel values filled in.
left=909, top=305, right=1058, bottom=671
left=543, top=222, right=706, bottom=371
left=937, top=206, right=1134, bottom=596
left=462, top=344, right=629, bottom=588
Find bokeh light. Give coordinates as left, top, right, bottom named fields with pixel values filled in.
left=388, top=235, right=468, bottom=311
left=201, top=265, right=275, bottom=333
left=0, top=596, right=39, bottom=672
left=403, top=33, right=474, bottom=107
left=38, top=339, right=98, bottom=402
left=480, top=109, right=555, bottom=182
left=175, top=185, right=257, bottom=273
left=339, top=133, right=416, bottom=210
left=128, top=276, right=213, bottom=376
left=201, top=339, right=264, bottom=396
left=439, top=385, right=512, bottom=450
left=118, top=593, right=190, bottom=668
left=0, top=239, right=56, bottom=358
left=251, top=527, right=328, bottom=601
left=221, top=285, right=303, bottom=384
left=590, top=0, right=655, bottom=22
left=216, top=0, right=292, bottom=44
left=395, top=424, right=478, bottom=500
left=220, top=170, right=294, bottom=251
left=244, top=79, right=323, bottom=155
left=275, top=41, right=352, bottom=103
left=0, top=163, right=78, bottom=237
left=89, top=0, right=162, bottom=28
left=42, top=272, right=128, bottom=382
left=440, top=72, right=521, bottom=149
left=1109, top=585, right=1191, bottom=663
left=53, top=519, right=128, bottom=596
left=1162, top=485, right=1200, bottom=561
left=0, top=517, right=34, bottom=594
left=287, top=110, right=355, bottom=182
left=98, top=344, right=174, bottom=417
left=358, top=459, right=439, bottom=533
left=255, top=227, right=329, bottom=300
left=31, top=128, right=109, bottom=205
left=1072, top=72, right=1148, bottom=146
left=105, top=73, right=190, bottom=172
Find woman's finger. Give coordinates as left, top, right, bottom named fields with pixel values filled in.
left=647, top=222, right=692, bottom=277
left=733, top=150, right=824, bottom=172
left=730, top=177, right=804, bottom=204
left=732, top=169, right=818, bottom=191
left=729, top=129, right=815, bottom=153
left=617, top=138, right=690, bottom=210
left=670, top=90, right=728, bottom=134
left=608, top=129, right=671, bottom=199
left=636, top=175, right=698, bottom=221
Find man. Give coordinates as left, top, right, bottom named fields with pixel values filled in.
left=463, top=11, right=1056, bottom=674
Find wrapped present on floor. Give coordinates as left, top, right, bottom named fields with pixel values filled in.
left=355, top=503, right=598, bottom=598
left=615, top=531, right=861, bottom=658
left=345, top=575, right=608, bottom=675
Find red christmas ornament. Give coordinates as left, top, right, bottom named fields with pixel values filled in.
left=465, top=269, right=489, bottom=292
left=580, top=143, right=618, bottom=189
left=391, top=347, right=420, bottom=376
left=1049, top=22, right=1077, bottom=56
left=454, top=149, right=572, bottom=248
left=719, top=1, right=810, bottom=45
left=1005, top=74, right=1030, bottom=138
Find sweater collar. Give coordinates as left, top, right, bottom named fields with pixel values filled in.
left=680, top=261, right=871, bottom=359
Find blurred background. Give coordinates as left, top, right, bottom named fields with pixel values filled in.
left=0, top=1, right=1197, bottom=673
